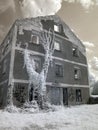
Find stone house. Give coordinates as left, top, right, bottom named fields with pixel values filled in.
left=0, top=15, right=89, bottom=108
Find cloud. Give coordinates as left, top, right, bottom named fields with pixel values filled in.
left=0, top=0, right=62, bottom=18
left=79, top=0, right=94, bottom=9
left=0, top=0, right=62, bottom=43
left=90, top=57, right=98, bottom=71
left=64, top=0, right=96, bottom=9
left=83, top=41, right=95, bottom=56
left=0, top=0, right=15, bottom=14
left=83, top=41, right=95, bottom=48
left=19, top=0, right=62, bottom=18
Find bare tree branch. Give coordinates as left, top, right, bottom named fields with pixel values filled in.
left=24, top=29, right=55, bottom=109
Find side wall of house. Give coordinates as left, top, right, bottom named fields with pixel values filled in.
left=7, top=17, right=89, bottom=107
left=0, top=26, right=14, bottom=108
left=14, top=24, right=89, bottom=85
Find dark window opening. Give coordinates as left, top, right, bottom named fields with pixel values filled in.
left=76, top=89, right=82, bottom=102
left=63, top=88, right=68, bottom=105
left=55, top=64, right=63, bottom=77
left=74, top=68, right=81, bottom=80
left=72, top=47, right=79, bottom=57
left=29, top=87, right=33, bottom=101
left=29, top=87, right=38, bottom=102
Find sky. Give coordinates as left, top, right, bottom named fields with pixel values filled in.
left=0, top=0, right=98, bottom=79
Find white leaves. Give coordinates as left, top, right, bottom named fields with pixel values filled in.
left=24, top=30, right=55, bottom=104
left=40, top=29, right=55, bottom=54
left=24, top=49, right=39, bottom=86
left=83, top=41, right=94, bottom=48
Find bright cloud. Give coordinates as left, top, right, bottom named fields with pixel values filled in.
left=90, top=56, right=98, bottom=70
left=0, top=0, right=62, bottom=18
left=64, top=0, right=96, bottom=9
left=0, top=0, right=62, bottom=43
left=79, top=0, right=94, bottom=9
left=19, top=0, right=62, bottom=18
left=83, top=41, right=95, bottom=48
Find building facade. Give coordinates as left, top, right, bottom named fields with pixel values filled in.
left=0, top=15, right=89, bottom=108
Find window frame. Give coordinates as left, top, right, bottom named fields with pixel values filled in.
left=30, top=35, right=39, bottom=45
left=54, top=24, right=61, bottom=33
left=55, top=63, right=64, bottom=77
left=76, top=89, right=82, bottom=102
left=54, top=41, right=61, bottom=51
left=74, top=67, right=81, bottom=80
left=72, top=46, right=79, bottom=57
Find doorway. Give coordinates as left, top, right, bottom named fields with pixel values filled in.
left=63, top=88, right=68, bottom=105
left=29, top=87, right=38, bottom=102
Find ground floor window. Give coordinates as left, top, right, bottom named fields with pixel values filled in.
left=76, top=89, right=82, bottom=102
left=13, top=84, right=27, bottom=104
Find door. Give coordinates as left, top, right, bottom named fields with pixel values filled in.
left=29, top=86, right=38, bottom=102
left=29, top=87, right=33, bottom=101
left=63, top=88, right=68, bottom=105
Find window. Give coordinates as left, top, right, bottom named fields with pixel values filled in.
left=55, top=64, right=63, bottom=77
left=19, top=26, right=24, bottom=35
left=34, top=59, right=40, bottom=72
left=13, top=84, right=26, bottom=103
left=54, top=24, right=61, bottom=32
left=76, top=89, right=82, bottom=102
left=30, top=55, right=40, bottom=72
left=54, top=42, right=60, bottom=51
left=74, top=67, right=81, bottom=80
left=2, top=59, right=7, bottom=74
left=31, top=35, right=39, bottom=44
left=72, top=47, right=79, bottom=57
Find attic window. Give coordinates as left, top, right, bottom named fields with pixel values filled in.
left=54, top=42, right=60, bottom=51
left=72, top=47, right=79, bottom=57
left=19, top=26, right=24, bottom=35
left=54, top=24, right=61, bottom=32
left=31, top=35, right=39, bottom=44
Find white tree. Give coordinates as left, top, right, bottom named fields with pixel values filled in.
left=24, top=29, right=55, bottom=109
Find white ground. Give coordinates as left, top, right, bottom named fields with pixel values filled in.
left=0, top=104, right=98, bottom=130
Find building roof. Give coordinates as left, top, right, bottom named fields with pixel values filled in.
left=1, top=15, right=86, bottom=56
left=16, top=15, right=86, bottom=56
